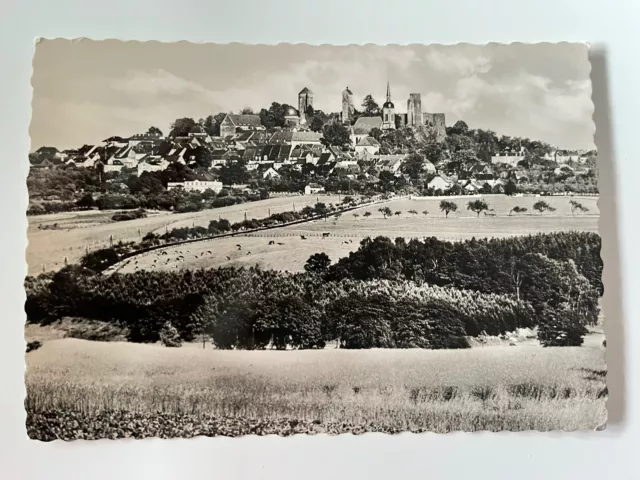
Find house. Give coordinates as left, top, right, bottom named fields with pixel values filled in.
left=427, top=174, right=454, bottom=191
left=35, top=146, right=60, bottom=159
left=103, top=160, right=125, bottom=173
left=464, top=179, right=484, bottom=193
left=137, top=156, right=169, bottom=176
left=167, top=180, right=223, bottom=193
left=554, top=165, right=575, bottom=176
left=261, top=166, right=281, bottom=180
left=219, top=114, right=264, bottom=138
left=354, top=136, right=380, bottom=156
left=423, top=160, right=437, bottom=175
left=128, top=132, right=163, bottom=146
left=102, top=136, right=129, bottom=148
left=376, top=154, right=406, bottom=174
left=268, top=131, right=323, bottom=147
left=351, top=116, right=383, bottom=144
left=304, top=183, right=325, bottom=195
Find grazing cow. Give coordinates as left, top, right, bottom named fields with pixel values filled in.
left=268, top=240, right=275, bottom=245
left=300, top=235, right=307, bottom=240
left=207, top=250, right=212, bottom=254
left=277, top=242, right=285, bottom=246
left=247, top=251, right=251, bottom=255
left=236, top=244, right=242, bottom=250
left=226, top=256, right=231, bottom=260
left=322, top=232, right=330, bottom=238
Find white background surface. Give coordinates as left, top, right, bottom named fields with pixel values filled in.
left=1, top=1, right=638, bottom=478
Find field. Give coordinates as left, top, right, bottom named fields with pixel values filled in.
left=25, top=330, right=607, bottom=439
left=26, top=195, right=342, bottom=275
left=117, top=195, right=599, bottom=274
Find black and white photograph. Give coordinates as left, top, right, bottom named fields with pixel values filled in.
left=24, top=41, right=605, bottom=439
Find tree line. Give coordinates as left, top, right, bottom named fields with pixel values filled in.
left=25, top=231, right=601, bottom=349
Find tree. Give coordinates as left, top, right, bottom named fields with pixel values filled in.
left=147, top=126, right=163, bottom=137
left=439, top=200, right=458, bottom=218
left=378, top=207, right=392, bottom=219
left=569, top=200, right=589, bottom=215
left=169, top=117, right=198, bottom=137
left=191, top=146, right=213, bottom=168
left=363, top=211, right=372, bottom=218
left=533, top=200, right=556, bottom=214
left=240, top=107, right=254, bottom=114
left=447, top=120, right=470, bottom=136
left=467, top=199, right=490, bottom=217
left=369, top=127, right=383, bottom=141
left=159, top=321, right=182, bottom=347
left=509, top=206, right=528, bottom=216
left=220, top=159, right=250, bottom=185
left=504, top=179, right=518, bottom=195
left=310, top=116, right=324, bottom=132
left=305, top=253, right=331, bottom=274
left=402, top=153, right=426, bottom=181
left=321, top=122, right=351, bottom=147
left=361, top=94, right=380, bottom=116
left=200, top=115, right=217, bottom=136
left=76, top=193, right=94, bottom=210
left=353, top=213, right=360, bottom=220
left=475, top=129, right=499, bottom=163
left=314, top=202, right=330, bottom=219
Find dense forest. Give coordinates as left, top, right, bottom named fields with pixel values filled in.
left=25, top=231, right=602, bottom=349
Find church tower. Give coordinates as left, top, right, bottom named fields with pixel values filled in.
left=342, top=86, right=354, bottom=124
left=382, top=81, right=395, bottom=130
left=298, top=87, right=313, bottom=125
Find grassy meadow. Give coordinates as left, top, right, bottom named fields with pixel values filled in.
left=25, top=329, right=607, bottom=436
left=26, top=194, right=342, bottom=275
left=118, top=194, right=599, bottom=274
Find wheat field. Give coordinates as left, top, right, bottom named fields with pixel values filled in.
left=25, top=330, right=607, bottom=437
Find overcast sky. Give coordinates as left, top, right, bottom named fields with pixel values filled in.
left=31, top=40, right=594, bottom=150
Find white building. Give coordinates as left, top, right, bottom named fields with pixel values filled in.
left=304, top=183, right=325, bottom=195
left=167, top=180, right=223, bottom=193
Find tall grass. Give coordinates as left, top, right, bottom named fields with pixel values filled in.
left=26, top=337, right=607, bottom=434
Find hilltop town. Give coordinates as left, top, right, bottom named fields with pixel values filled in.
left=28, top=84, right=598, bottom=215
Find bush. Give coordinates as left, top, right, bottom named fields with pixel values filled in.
left=159, top=322, right=182, bottom=347
left=26, top=341, right=42, bottom=353
left=111, top=208, right=147, bottom=222
left=537, top=308, right=587, bottom=347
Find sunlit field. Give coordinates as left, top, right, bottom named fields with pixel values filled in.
left=25, top=330, right=607, bottom=438
left=118, top=195, right=599, bottom=274
left=26, top=195, right=342, bottom=275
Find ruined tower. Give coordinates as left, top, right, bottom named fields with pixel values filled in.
left=382, top=81, right=396, bottom=130
left=298, top=87, right=313, bottom=124
left=407, top=93, right=423, bottom=127
left=342, top=86, right=354, bottom=124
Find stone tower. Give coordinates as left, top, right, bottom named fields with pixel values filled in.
left=407, top=93, right=423, bottom=127
left=298, top=87, right=313, bottom=124
left=342, top=86, right=354, bottom=124
left=382, top=81, right=395, bottom=130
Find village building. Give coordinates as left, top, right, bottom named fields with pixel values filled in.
left=167, top=180, right=223, bottom=193
left=137, top=156, right=169, bottom=176
left=351, top=116, right=383, bottom=144
left=427, top=174, right=454, bottom=191
left=219, top=114, right=265, bottom=139
left=304, top=183, right=325, bottom=195
left=268, top=131, right=323, bottom=147
left=354, top=136, right=381, bottom=156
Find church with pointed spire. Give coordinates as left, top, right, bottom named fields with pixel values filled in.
left=382, top=81, right=395, bottom=130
